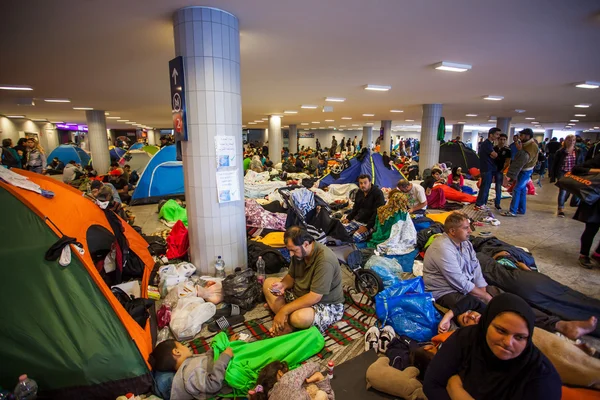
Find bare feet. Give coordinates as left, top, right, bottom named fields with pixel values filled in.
left=557, top=316, right=598, bottom=340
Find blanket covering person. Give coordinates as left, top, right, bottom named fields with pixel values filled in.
left=211, top=327, right=325, bottom=395
left=159, top=199, right=188, bottom=226
left=368, top=191, right=417, bottom=254
left=423, top=293, right=561, bottom=400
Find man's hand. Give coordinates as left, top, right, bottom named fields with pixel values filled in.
left=270, top=281, right=285, bottom=296
left=223, top=347, right=234, bottom=357
left=490, top=151, right=498, bottom=159
left=341, top=218, right=349, bottom=224
left=229, top=333, right=240, bottom=342
left=356, top=225, right=368, bottom=234
left=306, top=372, right=325, bottom=384
left=271, top=310, right=288, bottom=335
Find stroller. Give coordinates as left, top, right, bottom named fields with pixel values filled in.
left=277, top=186, right=384, bottom=297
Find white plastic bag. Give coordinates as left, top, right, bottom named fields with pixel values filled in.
left=176, top=262, right=196, bottom=277
left=170, top=297, right=216, bottom=341
left=196, top=279, right=223, bottom=304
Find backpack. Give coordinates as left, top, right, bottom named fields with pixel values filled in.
left=247, top=241, right=288, bottom=274
left=111, top=286, right=154, bottom=328
left=1, top=148, right=20, bottom=168
left=142, top=234, right=168, bottom=256
left=221, top=268, right=262, bottom=310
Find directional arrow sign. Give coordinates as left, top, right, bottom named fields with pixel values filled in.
left=169, top=56, right=187, bottom=141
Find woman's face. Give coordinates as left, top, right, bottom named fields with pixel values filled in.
left=457, top=167, right=462, bottom=175
left=433, top=171, right=441, bottom=180
left=457, top=310, right=481, bottom=326
left=485, top=312, right=529, bottom=360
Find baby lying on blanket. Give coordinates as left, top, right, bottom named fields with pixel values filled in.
left=251, top=361, right=334, bottom=400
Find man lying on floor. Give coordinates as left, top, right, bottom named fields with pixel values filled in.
left=263, top=226, right=344, bottom=336
left=423, top=211, right=597, bottom=340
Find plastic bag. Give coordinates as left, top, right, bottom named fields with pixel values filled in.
left=157, top=327, right=172, bottom=344
left=222, top=268, right=262, bottom=310
left=365, top=256, right=404, bottom=275
left=170, top=297, right=216, bottom=341
left=176, top=262, right=196, bottom=277
left=377, top=276, right=424, bottom=298
left=157, top=304, right=172, bottom=329
left=370, top=265, right=400, bottom=288
left=196, top=280, right=223, bottom=304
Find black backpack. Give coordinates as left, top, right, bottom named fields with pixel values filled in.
left=222, top=268, right=262, bottom=310
left=111, top=286, right=154, bottom=328
left=1, top=148, right=19, bottom=168
left=247, top=241, right=288, bottom=274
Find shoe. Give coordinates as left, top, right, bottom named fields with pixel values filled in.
left=474, top=205, right=488, bottom=211
left=378, top=325, right=396, bottom=353
left=365, top=326, right=380, bottom=352
left=591, top=253, right=600, bottom=265
left=500, top=211, right=517, bottom=217
left=494, top=205, right=502, bottom=211
left=579, top=256, right=594, bottom=270
left=557, top=211, right=565, bottom=218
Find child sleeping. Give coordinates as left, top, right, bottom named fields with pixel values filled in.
left=251, top=361, right=335, bottom=400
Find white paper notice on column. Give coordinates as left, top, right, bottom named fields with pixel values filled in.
left=216, top=170, right=240, bottom=203
left=215, top=136, right=237, bottom=169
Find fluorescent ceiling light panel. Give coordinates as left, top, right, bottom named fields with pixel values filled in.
left=311, top=121, right=320, bottom=124
left=7, top=115, right=25, bottom=118
left=44, top=98, right=70, bottom=103
left=104, top=112, right=110, bottom=115
left=457, top=121, right=466, bottom=124
left=301, top=105, right=318, bottom=109
left=283, top=110, right=297, bottom=114
left=362, top=113, right=375, bottom=117
left=364, top=84, right=391, bottom=91
left=570, top=119, right=579, bottom=122
left=465, top=114, right=478, bottom=117
left=574, top=114, right=586, bottom=117
left=365, top=123, right=374, bottom=125
left=325, top=119, right=334, bottom=122
left=594, top=126, right=600, bottom=129
left=340, top=125, right=346, bottom=127
left=390, top=110, right=403, bottom=113
left=352, top=124, right=359, bottom=126
left=73, top=107, right=93, bottom=110
left=261, top=118, right=269, bottom=121
left=483, top=95, right=504, bottom=101
left=325, top=97, right=345, bottom=102
left=575, top=81, right=600, bottom=89
left=434, top=61, right=472, bottom=72
left=515, top=109, right=526, bottom=113
left=405, top=119, right=414, bottom=122
left=0, top=84, right=33, bottom=91
left=117, top=120, right=129, bottom=122
left=341, top=117, right=352, bottom=120
left=107, top=116, right=120, bottom=119
left=575, top=104, right=591, bottom=108
left=301, top=123, right=309, bottom=125
left=50, top=121, right=64, bottom=123
left=525, top=117, right=536, bottom=120
left=31, top=118, right=47, bottom=122
left=248, top=122, right=257, bottom=124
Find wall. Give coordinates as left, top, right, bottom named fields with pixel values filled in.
left=0, top=117, right=58, bottom=153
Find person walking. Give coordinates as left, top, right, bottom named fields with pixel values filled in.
left=546, top=137, right=561, bottom=175
left=550, top=134, right=585, bottom=218
left=493, top=133, right=511, bottom=210
left=572, top=152, right=600, bottom=269
left=475, top=128, right=501, bottom=211
left=501, top=129, right=538, bottom=217
left=25, top=138, right=47, bottom=174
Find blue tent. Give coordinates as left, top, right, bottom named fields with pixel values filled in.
left=130, top=145, right=184, bottom=205
left=129, top=142, right=144, bottom=151
left=319, top=150, right=405, bottom=189
left=46, top=144, right=90, bottom=167
left=110, top=147, right=126, bottom=161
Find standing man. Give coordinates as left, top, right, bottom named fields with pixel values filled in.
left=502, top=128, right=539, bottom=217
left=475, top=128, right=501, bottom=211
left=342, top=174, right=385, bottom=242
left=493, top=133, right=511, bottom=211
left=316, top=138, right=321, bottom=153
left=329, top=136, right=338, bottom=158
left=509, top=134, right=520, bottom=160
left=263, top=227, right=344, bottom=336
left=546, top=138, right=561, bottom=180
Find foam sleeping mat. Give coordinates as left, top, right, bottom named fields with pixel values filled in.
left=330, top=350, right=396, bottom=400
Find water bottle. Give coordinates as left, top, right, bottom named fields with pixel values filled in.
left=215, top=256, right=226, bottom=279
left=14, top=375, right=38, bottom=400
left=256, top=256, right=266, bottom=284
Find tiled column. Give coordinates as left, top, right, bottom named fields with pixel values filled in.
left=288, top=124, right=298, bottom=154
left=173, top=6, right=246, bottom=274
left=509, top=126, right=516, bottom=137
left=147, top=129, right=156, bottom=145
left=363, top=126, right=373, bottom=149
left=268, top=115, right=282, bottom=163
left=496, top=117, right=511, bottom=135
left=452, top=123, right=464, bottom=141
left=544, top=129, right=553, bottom=140
left=381, top=120, right=392, bottom=153
left=86, top=110, right=110, bottom=174
left=419, top=104, right=443, bottom=173
left=471, top=131, right=480, bottom=152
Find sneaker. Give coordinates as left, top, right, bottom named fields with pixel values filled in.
left=365, top=326, right=380, bottom=352
left=378, top=325, right=396, bottom=354
left=579, top=256, right=594, bottom=270
left=500, top=211, right=517, bottom=217
left=494, top=205, right=502, bottom=211
left=474, top=205, right=488, bottom=211
left=558, top=211, right=565, bottom=218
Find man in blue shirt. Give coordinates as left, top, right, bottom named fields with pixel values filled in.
left=475, top=128, right=501, bottom=211
left=509, top=134, right=520, bottom=159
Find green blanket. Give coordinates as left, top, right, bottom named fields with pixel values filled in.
left=211, top=327, right=325, bottom=395
left=158, top=199, right=188, bottom=226
left=367, top=211, right=408, bottom=247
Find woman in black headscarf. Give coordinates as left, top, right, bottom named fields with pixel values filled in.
left=423, top=293, right=561, bottom=400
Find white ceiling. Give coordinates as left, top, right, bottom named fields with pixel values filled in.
left=1, top=0, right=600, bottom=132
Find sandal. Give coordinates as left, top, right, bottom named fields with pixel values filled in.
left=365, top=326, right=380, bottom=352
left=214, top=303, right=245, bottom=318
left=208, top=315, right=246, bottom=332
left=379, top=325, right=396, bottom=353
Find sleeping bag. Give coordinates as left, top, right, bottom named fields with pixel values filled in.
left=436, top=184, right=477, bottom=203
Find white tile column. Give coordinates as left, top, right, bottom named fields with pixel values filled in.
left=471, top=131, right=480, bottom=152
left=452, top=123, right=464, bottom=141
left=147, top=129, right=156, bottom=145
left=419, top=104, right=443, bottom=173
left=544, top=129, right=553, bottom=140
left=381, top=120, right=392, bottom=153
left=268, top=115, right=282, bottom=164
left=173, top=6, right=246, bottom=274
left=86, top=110, right=111, bottom=174
left=288, top=124, right=298, bottom=154
left=496, top=117, right=512, bottom=135
left=363, top=126, right=373, bottom=149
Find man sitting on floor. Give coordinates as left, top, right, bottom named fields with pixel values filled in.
left=342, top=174, right=385, bottom=242
left=397, top=179, right=428, bottom=215
left=263, top=226, right=344, bottom=336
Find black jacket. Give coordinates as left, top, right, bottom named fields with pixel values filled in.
left=546, top=140, right=561, bottom=155
left=346, top=185, right=385, bottom=229
left=549, top=147, right=585, bottom=182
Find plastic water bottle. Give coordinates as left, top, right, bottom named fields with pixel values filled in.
left=327, top=361, right=334, bottom=379
left=14, top=375, right=38, bottom=400
left=256, top=256, right=266, bottom=284
left=215, top=256, right=226, bottom=279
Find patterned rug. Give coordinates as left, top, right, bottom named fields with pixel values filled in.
left=184, top=288, right=378, bottom=367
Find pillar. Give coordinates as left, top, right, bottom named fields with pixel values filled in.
left=147, top=129, right=156, bottom=145
left=268, top=116, right=282, bottom=163
left=452, top=123, right=464, bottom=141
left=362, top=126, right=373, bottom=149
left=86, top=110, right=111, bottom=174
left=575, top=130, right=583, bottom=137
left=544, top=129, right=553, bottom=140
left=509, top=126, right=516, bottom=137
left=381, top=120, right=392, bottom=153
left=496, top=117, right=511, bottom=135
left=419, top=104, right=443, bottom=173
left=174, top=6, right=246, bottom=274
left=471, top=130, right=479, bottom=151
left=289, top=124, right=298, bottom=154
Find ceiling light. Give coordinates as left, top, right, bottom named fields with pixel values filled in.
left=301, top=123, right=309, bottom=125
left=457, top=121, right=466, bottom=124
left=0, top=84, right=33, bottom=91
left=242, top=125, right=247, bottom=128
left=515, top=109, right=526, bottom=113
left=434, top=61, right=472, bottom=72
left=325, top=97, right=345, bottom=102
left=311, top=121, right=319, bottom=124
left=352, top=124, right=359, bottom=126
left=253, top=120, right=263, bottom=123
left=483, top=95, right=504, bottom=101
left=261, top=118, right=268, bottom=121
left=575, top=81, right=600, bottom=89
left=283, top=110, right=297, bottom=114
left=363, top=113, right=375, bottom=117
left=488, top=119, right=496, bottom=122
left=117, top=119, right=129, bottom=122
left=594, top=126, right=600, bottom=129
left=530, top=121, right=539, bottom=124
left=574, top=114, right=586, bottom=117
left=50, top=121, right=64, bottom=124
left=104, top=112, right=110, bottom=115
left=340, top=125, right=346, bottom=127
left=575, top=104, right=591, bottom=108
left=107, top=116, right=120, bottom=119
left=31, top=118, right=47, bottom=122
left=525, top=117, right=536, bottom=120
left=325, top=119, right=334, bottom=122
left=366, top=123, right=374, bottom=125
left=465, top=114, right=478, bottom=117
left=328, top=126, right=335, bottom=128
left=319, top=127, right=325, bottom=129
left=73, top=107, right=93, bottom=110
left=341, top=117, right=352, bottom=120
left=570, top=119, right=579, bottom=122
left=301, top=105, right=318, bottom=109
left=6, top=115, right=25, bottom=118
left=44, top=98, right=71, bottom=103
left=364, top=84, right=391, bottom=91
left=568, top=123, right=576, bottom=126
left=405, top=119, right=414, bottom=122
left=390, top=110, right=403, bottom=113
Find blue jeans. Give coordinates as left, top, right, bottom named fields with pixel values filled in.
left=556, top=171, right=570, bottom=208
left=476, top=171, right=493, bottom=206
left=509, top=169, right=534, bottom=214
left=494, top=171, right=504, bottom=208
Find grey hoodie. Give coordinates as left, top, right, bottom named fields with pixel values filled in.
left=170, top=350, right=232, bottom=400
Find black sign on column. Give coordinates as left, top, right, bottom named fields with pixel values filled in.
left=169, top=56, right=187, bottom=142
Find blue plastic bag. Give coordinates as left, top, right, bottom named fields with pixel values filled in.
left=374, top=278, right=441, bottom=341
left=370, top=265, right=400, bottom=288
